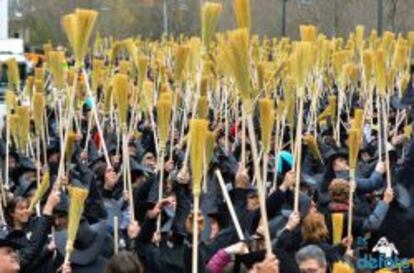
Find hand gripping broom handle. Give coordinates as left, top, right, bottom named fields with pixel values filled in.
left=82, top=68, right=112, bottom=169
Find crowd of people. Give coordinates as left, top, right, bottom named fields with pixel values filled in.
left=1, top=4, right=414, bottom=273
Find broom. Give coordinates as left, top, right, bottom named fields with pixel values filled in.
left=201, top=2, right=223, bottom=49
left=303, top=134, right=324, bottom=164
left=6, top=59, right=20, bottom=92
left=64, top=186, right=89, bottom=265
left=189, top=119, right=208, bottom=273
left=259, top=98, right=275, bottom=185
left=113, top=73, right=135, bottom=221
left=16, top=106, right=30, bottom=153
left=33, top=92, right=45, bottom=205
left=347, top=128, right=362, bottom=249
left=156, top=98, right=173, bottom=232
left=225, top=28, right=272, bottom=257
left=28, top=171, right=50, bottom=213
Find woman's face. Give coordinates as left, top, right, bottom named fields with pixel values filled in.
left=333, top=157, right=349, bottom=172
left=12, top=200, right=30, bottom=226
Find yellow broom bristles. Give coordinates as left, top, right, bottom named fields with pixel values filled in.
left=200, top=77, right=209, bottom=97
left=197, top=96, right=209, bottom=119
left=363, top=49, right=375, bottom=81
left=375, top=49, right=387, bottom=97
left=113, top=74, right=129, bottom=128
left=92, top=59, right=104, bottom=92
left=348, top=129, right=362, bottom=170
left=157, top=99, right=173, bottom=150
left=62, top=9, right=98, bottom=66
left=5, top=90, right=17, bottom=114
left=25, top=76, right=34, bottom=97
left=123, top=38, right=139, bottom=69
left=233, top=0, right=251, bottom=32
left=300, top=25, right=317, bottom=42
left=392, top=39, right=409, bottom=71
left=33, top=92, right=45, bottom=136
left=103, top=83, right=113, bottom=114
left=291, top=42, right=312, bottom=95
left=6, top=58, right=20, bottom=91
left=137, top=57, right=148, bottom=90
left=258, top=98, right=274, bottom=153
left=332, top=261, right=354, bottom=273
left=143, top=80, right=154, bottom=112
left=65, top=131, right=77, bottom=161
left=332, top=213, right=344, bottom=245
left=34, top=79, right=43, bottom=94
left=225, top=28, right=253, bottom=110
left=190, top=119, right=209, bottom=197
left=17, top=106, right=30, bottom=150
left=10, top=114, right=19, bottom=145
left=66, top=186, right=89, bottom=256
left=174, top=45, right=190, bottom=82
left=205, top=130, right=216, bottom=168
left=303, top=134, right=323, bottom=162
left=257, top=62, right=265, bottom=91
left=29, top=171, right=50, bottom=213
left=119, top=60, right=131, bottom=75
left=34, top=67, right=44, bottom=83
left=404, top=125, right=413, bottom=140
left=355, top=25, right=365, bottom=53
left=352, top=108, right=364, bottom=131
left=201, top=2, right=223, bottom=48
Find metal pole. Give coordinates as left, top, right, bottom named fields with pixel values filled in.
left=163, top=0, right=168, bottom=35
left=377, top=0, right=383, bottom=36
left=281, top=0, right=287, bottom=37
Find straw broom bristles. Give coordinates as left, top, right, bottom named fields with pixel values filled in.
left=258, top=98, right=274, bottom=153
left=33, top=92, right=45, bottom=137
left=332, top=261, right=354, bottom=273
left=201, top=2, right=223, bottom=48
left=233, top=0, right=251, bottom=32
left=137, top=57, right=148, bottom=91
left=9, top=114, right=19, bottom=145
left=332, top=212, right=344, bottom=245
left=143, top=80, right=154, bottom=112
left=17, top=106, right=30, bottom=151
left=34, top=79, right=43, bottom=94
left=119, top=60, right=131, bottom=75
left=352, top=108, right=364, bottom=131
left=174, top=45, right=191, bottom=83
left=113, top=74, right=129, bottom=128
left=200, top=77, right=209, bottom=97
left=303, top=134, right=323, bottom=162
left=156, top=99, right=173, bottom=151
left=92, top=59, right=104, bottom=92
left=348, top=129, right=362, bottom=171
left=300, top=25, right=317, bottom=42
left=355, top=25, right=365, bottom=54
left=363, top=49, right=375, bottom=81
left=197, top=96, right=209, bottom=119
left=225, top=28, right=254, bottom=111
left=25, top=76, right=34, bottom=98
left=103, top=83, right=113, bottom=114
left=28, top=171, right=50, bottom=213
left=392, top=39, right=409, bottom=71
left=65, top=131, right=77, bottom=162
left=375, top=49, right=387, bottom=97
left=65, top=186, right=89, bottom=263
left=6, top=59, right=20, bottom=91
left=190, top=119, right=208, bottom=197
left=61, top=14, right=77, bottom=56
left=5, top=90, right=17, bottom=114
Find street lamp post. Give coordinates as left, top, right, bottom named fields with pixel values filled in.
left=377, top=0, right=384, bottom=36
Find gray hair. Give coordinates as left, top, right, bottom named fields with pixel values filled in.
left=295, top=245, right=327, bottom=266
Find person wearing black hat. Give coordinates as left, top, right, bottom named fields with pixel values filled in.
left=0, top=226, right=21, bottom=273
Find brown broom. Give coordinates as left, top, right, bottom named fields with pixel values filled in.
left=225, top=28, right=272, bottom=257
left=64, top=186, right=89, bottom=265
left=189, top=119, right=208, bottom=273
left=16, top=106, right=30, bottom=153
